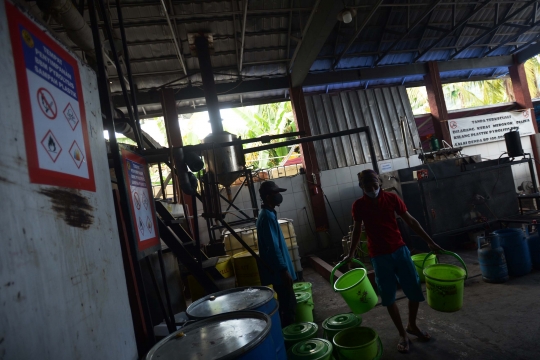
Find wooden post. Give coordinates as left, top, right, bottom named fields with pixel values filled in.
left=160, top=88, right=195, bottom=234
left=424, top=61, right=452, bottom=145
left=289, top=84, right=329, bottom=231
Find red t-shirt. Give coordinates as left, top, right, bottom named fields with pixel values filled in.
left=351, top=190, right=407, bottom=258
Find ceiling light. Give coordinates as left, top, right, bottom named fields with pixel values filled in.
left=337, top=8, right=357, bottom=23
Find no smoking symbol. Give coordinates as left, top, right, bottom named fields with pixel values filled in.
left=449, top=121, right=458, bottom=129
left=37, top=88, right=57, bottom=119
left=133, top=192, right=141, bottom=210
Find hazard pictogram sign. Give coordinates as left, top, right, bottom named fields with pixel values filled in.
left=63, top=103, right=79, bottom=130
left=37, top=87, right=57, bottom=119
left=68, top=140, right=85, bottom=169
left=40, top=130, right=62, bottom=162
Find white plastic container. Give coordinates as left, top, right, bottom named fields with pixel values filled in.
left=223, top=219, right=298, bottom=256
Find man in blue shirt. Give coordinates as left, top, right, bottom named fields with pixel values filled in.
left=256, top=181, right=297, bottom=327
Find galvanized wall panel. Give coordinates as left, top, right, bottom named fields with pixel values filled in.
left=305, top=86, right=420, bottom=170
left=311, top=95, right=338, bottom=169
left=365, top=89, right=391, bottom=160
left=356, top=90, right=384, bottom=161
left=321, top=95, right=347, bottom=168
left=339, top=93, right=365, bottom=164
left=331, top=95, right=356, bottom=166
left=398, top=86, right=422, bottom=150
left=304, top=96, right=329, bottom=170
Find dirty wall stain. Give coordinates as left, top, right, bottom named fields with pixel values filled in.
left=39, top=188, right=94, bottom=229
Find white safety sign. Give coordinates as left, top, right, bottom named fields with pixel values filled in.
left=7, top=2, right=95, bottom=191
left=449, top=109, right=535, bottom=147
left=126, top=158, right=156, bottom=242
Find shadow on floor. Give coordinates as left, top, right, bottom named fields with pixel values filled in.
left=303, top=249, right=540, bottom=360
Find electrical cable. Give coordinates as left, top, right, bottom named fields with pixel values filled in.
left=303, top=206, right=317, bottom=237
left=490, top=152, right=508, bottom=197
left=323, top=193, right=346, bottom=236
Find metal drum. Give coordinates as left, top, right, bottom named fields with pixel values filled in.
left=146, top=311, right=275, bottom=360
left=477, top=235, right=509, bottom=283
left=493, top=228, right=532, bottom=277
left=526, top=231, right=540, bottom=269
left=187, top=286, right=286, bottom=360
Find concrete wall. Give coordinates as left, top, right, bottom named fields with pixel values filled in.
left=0, top=3, right=137, bottom=359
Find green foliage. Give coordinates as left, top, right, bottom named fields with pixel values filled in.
left=233, top=102, right=298, bottom=169
left=407, top=55, right=540, bottom=114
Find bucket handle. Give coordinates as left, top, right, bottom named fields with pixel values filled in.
left=374, top=335, right=384, bottom=360
left=421, top=250, right=468, bottom=280
left=330, top=258, right=366, bottom=292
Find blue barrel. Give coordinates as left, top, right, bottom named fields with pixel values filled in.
left=146, top=311, right=275, bottom=360
left=526, top=231, right=540, bottom=269
left=187, top=286, right=286, bottom=360
left=493, top=229, right=532, bottom=277
left=477, top=236, right=509, bottom=283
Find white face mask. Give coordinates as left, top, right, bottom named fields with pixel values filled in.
left=365, top=187, right=380, bottom=199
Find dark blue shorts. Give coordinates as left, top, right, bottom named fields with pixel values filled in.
left=371, top=246, right=425, bottom=306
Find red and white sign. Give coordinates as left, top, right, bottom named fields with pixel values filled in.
left=63, top=103, right=79, bottom=130
left=41, top=130, right=62, bottom=162
left=37, top=87, right=57, bottom=119
left=7, top=2, right=95, bottom=191
left=68, top=140, right=84, bottom=169
left=122, top=149, right=160, bottom=253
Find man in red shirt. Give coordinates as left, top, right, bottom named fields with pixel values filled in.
left=344, top=169, right=443, bottom=354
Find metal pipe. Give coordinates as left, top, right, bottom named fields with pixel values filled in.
left=115, top=0, right=145, bottom=149
left=231, top=0, right=240, bottom=76
left=191, top=196, right=202, bottom=270
left=159, top=0, right=187, bottom=75
left=217, top=218, right=273, bottom=272
left=243, top=126, right=375, bottom=154
left=88, top=0, right=154, bottom=343
left=145, top=257, right=175, bottom=334
left=142, top=131, right=305, bottom=159
left=238, top=0, right=249, bottom=72
left=37, top=0, right=95, bottom=59
left=219, top=193, right=252, bottom=219
left=364, top=129, right=380, bottom=173
left=289, top=0, right=321, bottom=70
left=158, top=163, right=167, bottom=200
left=96, top=0, right=143, bottom=150
left=195, top=36, right=223, bottom=133
left=157, top=250, right=176, bottom=332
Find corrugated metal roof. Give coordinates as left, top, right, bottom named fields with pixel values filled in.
left=43, top=0, right=540, bottom=112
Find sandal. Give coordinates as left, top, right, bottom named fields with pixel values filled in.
left=406, top=326, right=431, bottom=342
left=397, top=337, right=410, bottom=353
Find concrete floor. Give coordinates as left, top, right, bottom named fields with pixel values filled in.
left=304, top=250, right=540, bottom=359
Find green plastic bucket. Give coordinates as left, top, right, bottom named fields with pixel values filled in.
left=322, top=313, right=362, bottom=359
left=422, top=251, right=468, bottom=312
left=330, top=259, right=377, bottom=315
left=333, top=327, right=383, bottom=360
left=287, top=338, right=333, bottom=360
left=411, top=253, right=438, bottom=283
left=322, top=313, right=362, bottom=342
left=283, top=322, right=318, bottom=349
left=295, top=291, right=314, bottom=322
left=293, top=282, right=313, bottom=296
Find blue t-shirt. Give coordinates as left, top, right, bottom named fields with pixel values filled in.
left=256, top=206, right=297, bottom=286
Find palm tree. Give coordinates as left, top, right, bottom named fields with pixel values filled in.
left=525, top=55, right=540, bottom=99
left=232, top=102, right=298, bottom=169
